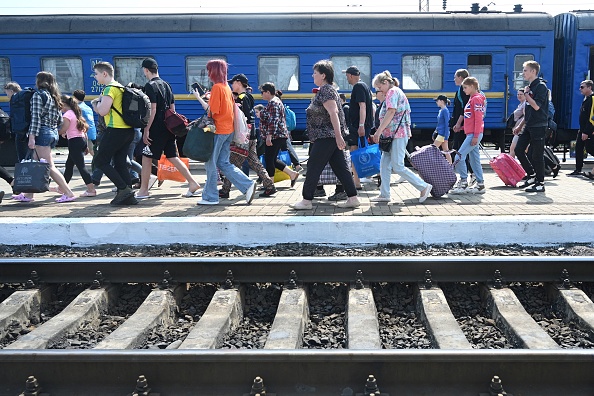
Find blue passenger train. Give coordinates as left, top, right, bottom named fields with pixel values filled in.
left=0, top=11, right=592, bottom=152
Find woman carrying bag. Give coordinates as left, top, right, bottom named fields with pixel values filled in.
left=371, top=70, right=432, bottom=203
left=12, top=71, right=76, bottom=203
left=291, top=59, right=359, bottom=210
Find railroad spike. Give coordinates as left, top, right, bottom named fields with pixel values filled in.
left=364, top=374, right=380, bottom=394
left=250, top=376, right=265, bottom=395
left=20, top=375, right=42, bottom=396
left=424, top=269, right=433, bottom=289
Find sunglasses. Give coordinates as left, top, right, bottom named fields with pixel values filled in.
left=579, top=86, right=585, bottom=89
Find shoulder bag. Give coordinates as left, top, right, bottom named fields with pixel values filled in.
left=182, top=108, right=214, bottom=162
left=379, top=111, right=406, bottom=153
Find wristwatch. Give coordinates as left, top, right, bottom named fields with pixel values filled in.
left=359, top=123, right=364, bottom=127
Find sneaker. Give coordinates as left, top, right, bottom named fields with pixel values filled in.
left=370, top=196, right=391, bottom=202
left=525, top=182, right=545, bottom=192
left=197, top=199, right=218, bottom=205
left=359, top=177, right=373, bottom=184
left=449, top=182, right=468, bottom=195
left=245, top=181, right=256, bottom=204
left=468, top=183, right=486, bottom=194
left=313, top=188, right=327, bottom=198
left=469, top=173, right=477, bottom=187
left=259, top=187, right=277, bottom=197
left=419, top=184, right=433, bottom=203
left=291, top=200, right=313, bottom=210
left=337, top=197, right=361, bottom=208
left=521, top=175, right=536, bottom=188
left=218, top=190, right=230, bottom=199
left=110, top=187, right=134, bottom=205
left=327, top=191, right=348, bottom=201
left=567, top=170, right=583, bottom=176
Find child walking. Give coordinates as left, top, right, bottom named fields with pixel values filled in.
left=58, top=95, right=97, bottom=197
left=449, top=77, right=486, bottom=195
left=433, top=94, right=452, bottom=164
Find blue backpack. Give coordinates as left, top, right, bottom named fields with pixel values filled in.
left=9, top=88, right=44, bottom=133
left=284, top=105, right=296, bottom=131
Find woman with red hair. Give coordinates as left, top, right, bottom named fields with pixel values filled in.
left=192, top=59, right=256, bottom=205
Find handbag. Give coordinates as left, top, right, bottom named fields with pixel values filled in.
left=164, top=108, right=189, bottom=137
left=350, top=139, right=381, bottom=178
left=156, top=155, right=189, bottom=182
left=378, top=112, right=406, bottom=153
left=183, top=108, right=215, bottom=162
left=230, top=142, right=249, bottom=157
left=13, top=150, right=50, bottom=193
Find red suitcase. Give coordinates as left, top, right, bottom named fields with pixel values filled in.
left=488, top=152, right=526, bottom=187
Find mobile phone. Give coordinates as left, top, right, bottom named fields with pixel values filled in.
left=192, top=83, right=205, bottom=96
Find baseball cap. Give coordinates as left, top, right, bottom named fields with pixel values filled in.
left=343, top=66, right=360, bottom=76
left=434, top=94, right=449, bottom=102
left=228, top=74, right=249, bottom=86
left=141, top=58, right=158, bottom=70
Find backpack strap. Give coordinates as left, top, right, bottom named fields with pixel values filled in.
left=108, top=83, right=126, bottom=119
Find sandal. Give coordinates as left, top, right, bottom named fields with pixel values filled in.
left=290, top=173, right=300, bottom=188
left=13, top=193, right=34, bottom=202
left=182, top=188, right=202, bottom=198
left=79, top=191, right=97, bottom=197
left=55, top=194, right=76, bottom=203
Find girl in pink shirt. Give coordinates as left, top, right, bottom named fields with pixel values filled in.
left=57, top=95, right=96, bottom=197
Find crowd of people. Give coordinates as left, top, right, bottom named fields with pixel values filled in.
left=1, top=58, right=593, bottom=208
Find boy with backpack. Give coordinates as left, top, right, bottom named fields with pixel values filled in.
left=91, top=61, right=138, bottom=205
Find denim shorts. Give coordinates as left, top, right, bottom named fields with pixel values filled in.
left=34, top=125, right=58, bottom=148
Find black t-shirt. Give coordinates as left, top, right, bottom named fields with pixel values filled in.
left=235, top=92, right=254, bottom=124
left=144, top=77, right=173, bottom=125
left=451, top=85, right=470, bottom=127
left=524, top=78, right=549, bottom=128
left=349, top=81, right=373, bottom=129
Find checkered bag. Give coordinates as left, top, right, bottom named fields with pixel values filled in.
left=408, top=144, right=456, bottom=198
left=318, top=150, right=351, bottom=185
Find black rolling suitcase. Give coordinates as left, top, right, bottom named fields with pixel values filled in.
left=543, top=146, right=561, bottom=176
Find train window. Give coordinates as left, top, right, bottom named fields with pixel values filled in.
left=513, top=54, right=534, bottom=90
left=41, top=58, right=83, bottom=93
left=331, top=56, right=371, bottom=90
left=468, top=55, right=491, bottom=90
left=186, top=56, right=227, bottom=92
left=114, top=57, right=150, bottom=87
left=258, top=56, right=299, bottom=91
left=0, top=58, right=10, bottom=89
left=402, top=55, right=442, bottom=90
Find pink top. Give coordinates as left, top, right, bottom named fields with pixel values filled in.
left=63, top=110, right=86, bottom=139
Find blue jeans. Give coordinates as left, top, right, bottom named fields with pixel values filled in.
left=380, top=136, right=428, bottom=198
left=203, top=133, right=253, bottom=202
left=454, top=133, right=484, bottom=184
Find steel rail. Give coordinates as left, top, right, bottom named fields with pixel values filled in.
left=1, top=349, right=593, bottom=395
left=0, top=256, right=593, bottom=283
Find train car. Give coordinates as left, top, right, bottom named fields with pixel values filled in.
left=0, top=11, right=554, bottom=165
left=552, top=11, right=594, bottom=147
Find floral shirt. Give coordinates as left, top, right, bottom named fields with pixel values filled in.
left=305, top=84, right=347, bottom=142
left=259, top=96, right=288, bottom=140
left=378, top=86, right=411, bottom=139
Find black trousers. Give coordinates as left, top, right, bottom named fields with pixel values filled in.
left=64, top=137, right=93, bottom=185
left=516, top=126, right=546, bottom=183
left=92, top=127, right=134, bottom=190
left=263, top=137, right=288, bottom=177
left=302, top=137, right=357, bottom=201
left=0, top=165, right=13, bottom=185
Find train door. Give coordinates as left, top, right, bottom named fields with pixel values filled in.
left=506, top=51, right=534, bottom=119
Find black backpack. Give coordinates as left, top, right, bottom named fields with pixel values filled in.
left=0, top=108, right=11, bottom=140
left=9, top=88, right=46, bottom=134
left=110, top=85, right=151, bottom=128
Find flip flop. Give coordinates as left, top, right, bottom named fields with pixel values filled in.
left=135, top=194, right=150, bottom=199
left=290, top=173, right=300, bottom=188
left=79, top=191, right=97, bottom=197
left=182, top=188, right=202, bottom=198
left=55, top=194, right=76, bottom=203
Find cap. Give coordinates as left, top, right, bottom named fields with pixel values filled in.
left=228, top=74, right=249, bottom=86
left=142, top=58, right=158, bottom=70
left=434, top=94, right=449, bottom=102
left=343, top=66, right=360, bottom=76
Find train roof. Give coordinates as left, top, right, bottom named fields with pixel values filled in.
left=0, top=12, right=554, bottom=34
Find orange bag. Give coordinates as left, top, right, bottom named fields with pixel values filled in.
left=157, top=155, right=189, bottom=183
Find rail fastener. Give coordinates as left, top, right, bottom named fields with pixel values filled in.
left=19, top=375, right=49, bottom=396
left=478, top=374, right=512, bottom=395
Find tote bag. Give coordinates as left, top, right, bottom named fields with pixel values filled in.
left=183, top=124, right=214, bottom=162
left=13, top=156, right=50, bottom=194
left=350, top=140, right=381, bottom=178
left=157, top=155, right=189, bottom=182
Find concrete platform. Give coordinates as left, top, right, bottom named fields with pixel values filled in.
left=1, top=147, right=593, bottom=247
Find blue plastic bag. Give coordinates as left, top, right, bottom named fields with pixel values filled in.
left=259, top=150, right=292, bottom=167
left=350, top=140, right=381, bottom=178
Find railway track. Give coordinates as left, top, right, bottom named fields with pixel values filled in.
left=1, top=256, right=594, bottom=395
